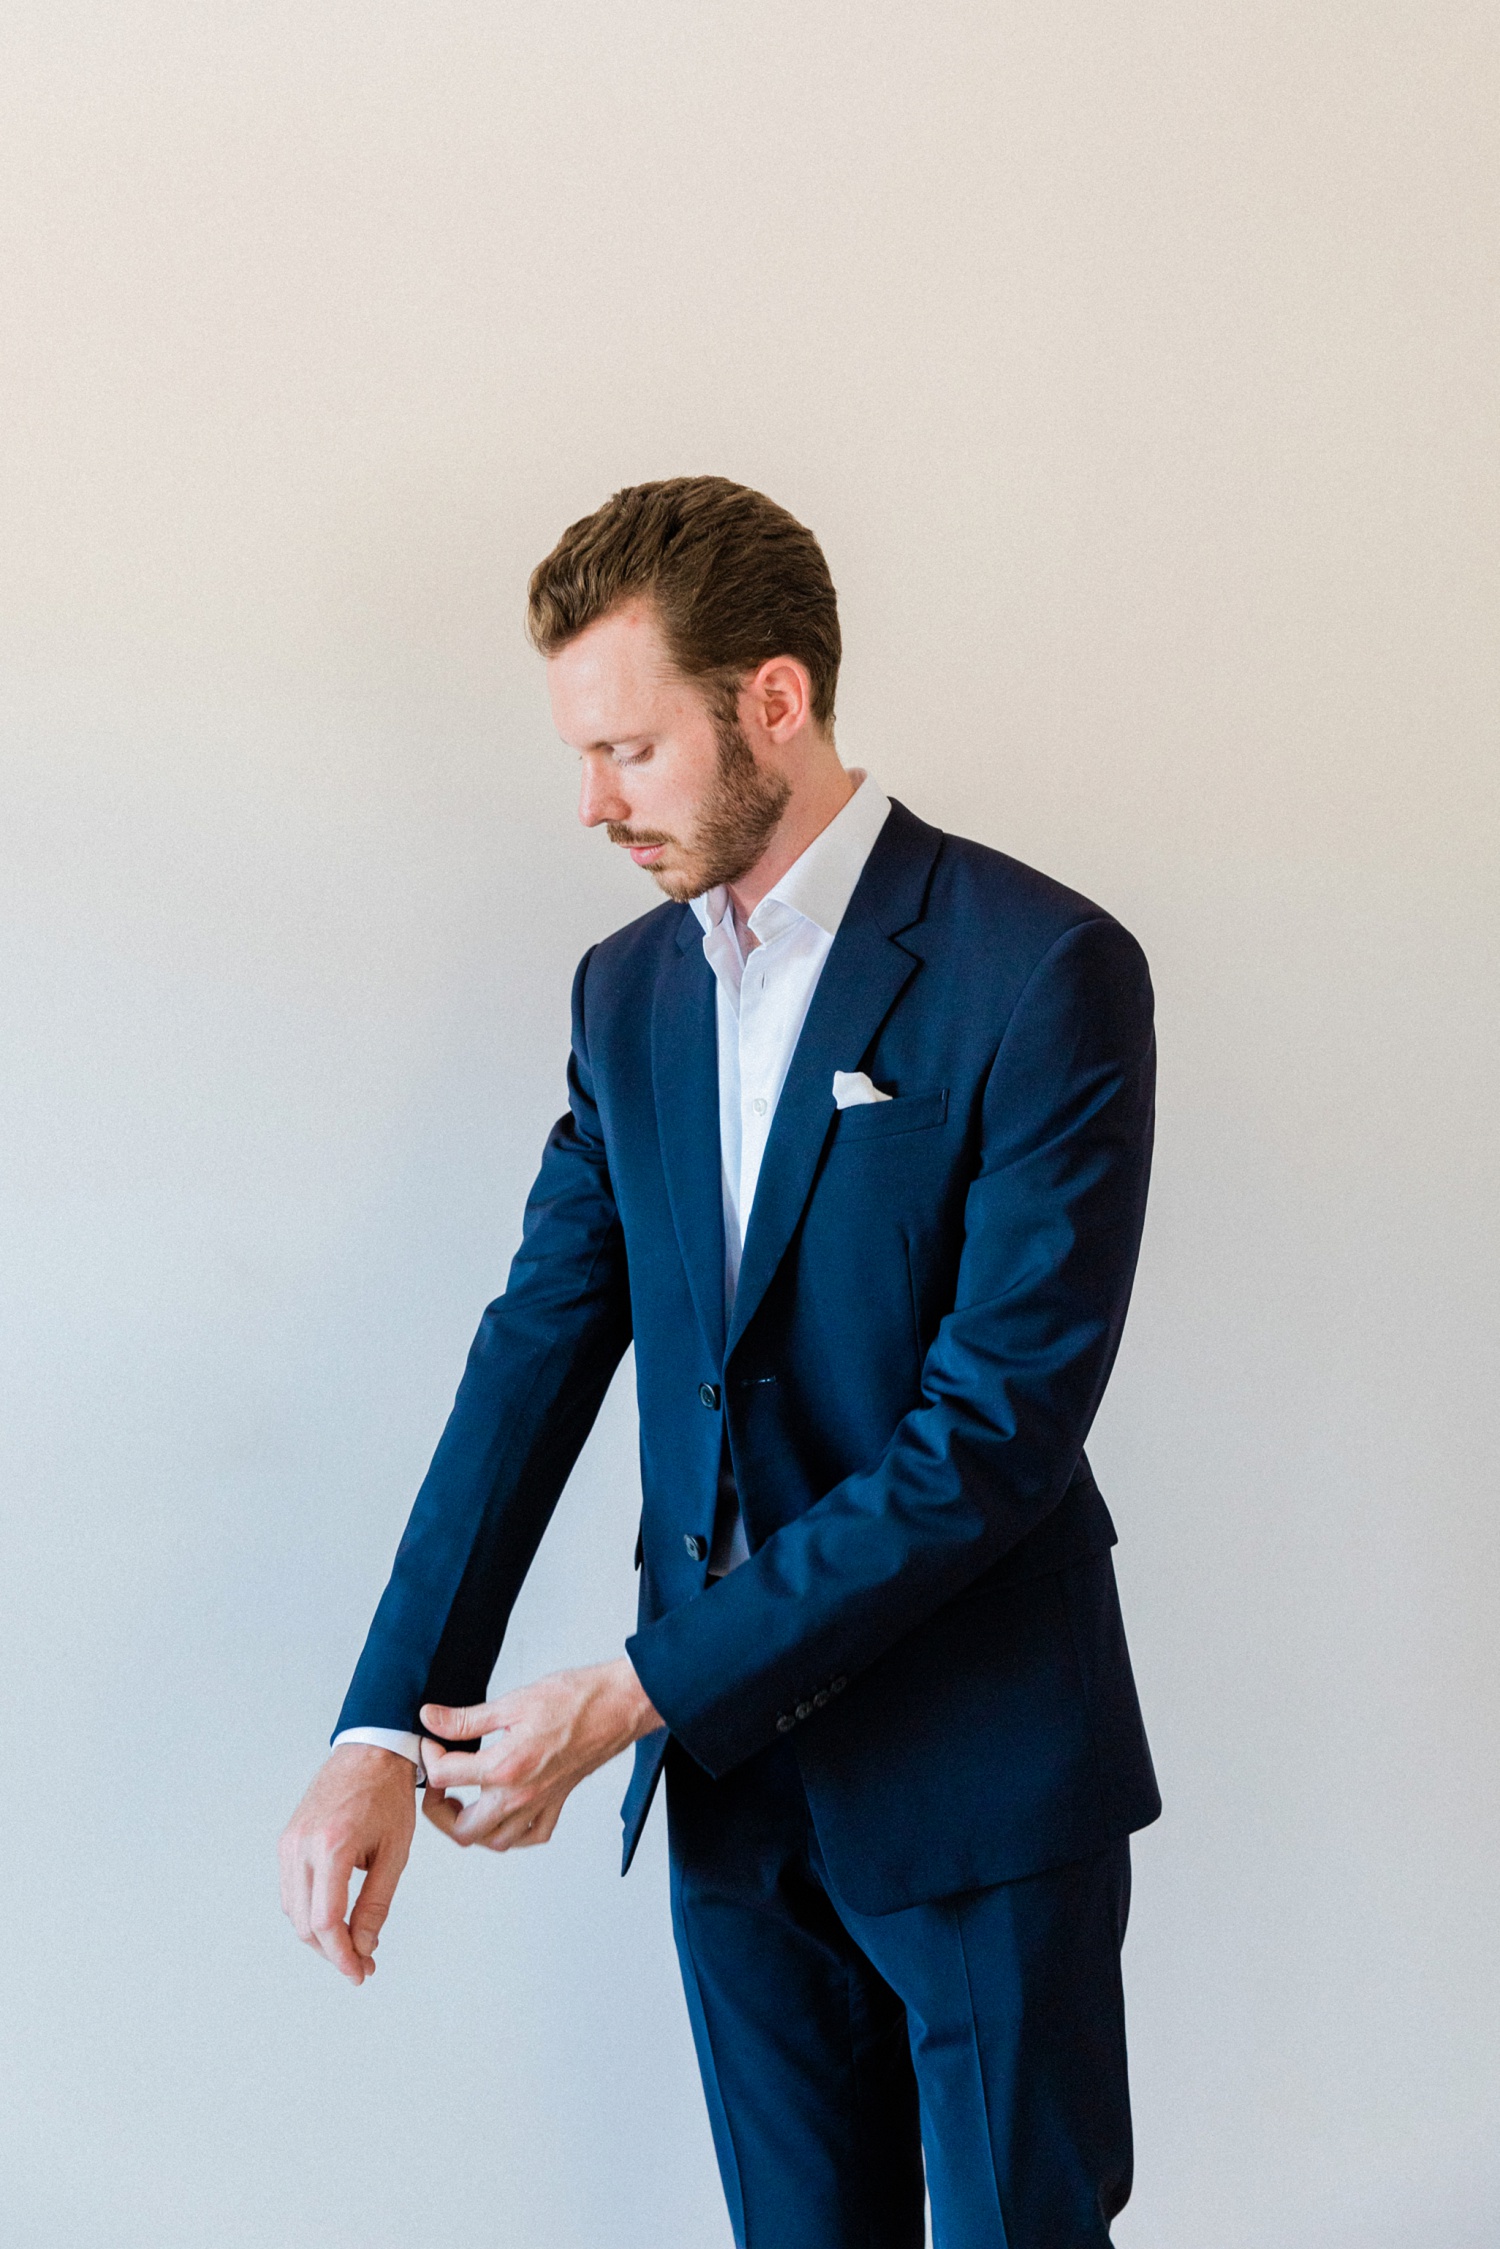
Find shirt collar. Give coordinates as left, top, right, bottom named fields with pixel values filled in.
left=688, top=770, right=892, bottom=943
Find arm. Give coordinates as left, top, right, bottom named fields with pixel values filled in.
left=626, top=915, right=1156, bottom=1776
left=279, top=948, right=633, bottom=1972
left=333, top=945, right=633, bottom=1744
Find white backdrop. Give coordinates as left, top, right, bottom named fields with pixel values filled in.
left=1, top=7, right=1496, bottom=2245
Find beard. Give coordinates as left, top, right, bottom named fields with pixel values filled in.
left=608, top=712, right=792, bottom=902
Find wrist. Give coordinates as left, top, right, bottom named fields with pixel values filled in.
left=331, top=1741, right=421, bottom=1781
left=609, top=1656, right=661, bottom=1743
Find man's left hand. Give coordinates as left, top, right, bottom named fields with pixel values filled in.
left=419, top=1657, right=662, bottom=1853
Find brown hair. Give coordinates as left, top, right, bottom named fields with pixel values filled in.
left=526, top=476, right=841, bottom=729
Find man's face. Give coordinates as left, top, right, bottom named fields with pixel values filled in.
left=547, top=600, right=790, bottom=901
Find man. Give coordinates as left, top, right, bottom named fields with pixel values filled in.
left=280, top=476, right=1161, bottom=2249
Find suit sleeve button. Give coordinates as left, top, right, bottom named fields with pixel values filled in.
left=830, top=1676, right=848, bottom=1695
left=684, top=1533, right=706, bottom=1560
left=698, top=1382, right=721, bottom=1409
left=776, top=1714, right=795, bottom=1734
left=795, top=1702, right=812, bottom=1721
left=813, top=1690, right=829, bottom=1709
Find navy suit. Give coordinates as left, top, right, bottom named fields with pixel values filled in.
left=338, top=801, right=1160, bottom=2245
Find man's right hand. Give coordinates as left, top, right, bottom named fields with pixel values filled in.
left=278, top=1745, right=418, bottom=1985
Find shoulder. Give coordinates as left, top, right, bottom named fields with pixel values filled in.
left=906, top=823, right=1154, bottom=1074
left=907, top=812, right=1149, bottom=985
left=924, top=822, right=1115, bottom=942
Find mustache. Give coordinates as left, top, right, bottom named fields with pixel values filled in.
left=607, top=824, right=675, bottom=848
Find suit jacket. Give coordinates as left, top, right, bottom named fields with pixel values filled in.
left=336, top=800, right=1161, bottom=1914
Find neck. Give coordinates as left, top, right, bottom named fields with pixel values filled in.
left=725, top=750, right=858, bottom=921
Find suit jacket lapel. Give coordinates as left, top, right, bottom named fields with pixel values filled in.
left=652, top=915, right=727, bottom=1365
left=726, top=801, right=943, bottom=1358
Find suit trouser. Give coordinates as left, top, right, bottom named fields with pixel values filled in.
left=665, top=1735, right=1134, bottom=2249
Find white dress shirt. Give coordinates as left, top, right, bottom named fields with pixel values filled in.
left=690, top=771, right=892, bottom=1568
left=335, top=770, right=892, bottom=1767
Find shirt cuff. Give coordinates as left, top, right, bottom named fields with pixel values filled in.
left=333, top=1725, right=424, bottom=1769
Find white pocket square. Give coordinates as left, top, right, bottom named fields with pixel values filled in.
left=832, top=1069, right=893, bottom=1108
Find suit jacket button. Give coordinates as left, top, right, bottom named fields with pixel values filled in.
left=830, top=1676, right=847, bottom=1694
left=684, top=1533, right=706, bottom=1560
left=776, top=1714, right=795, bottom=1734
left=795, top=1701, right=812, bottom=1721
left=698, top=1382, right=721, bottom=1409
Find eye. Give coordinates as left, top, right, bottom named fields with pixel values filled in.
left=613, top=743, right=654, bottom=767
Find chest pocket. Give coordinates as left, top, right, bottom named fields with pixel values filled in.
left=830, top=1088, right=949, bottom=1142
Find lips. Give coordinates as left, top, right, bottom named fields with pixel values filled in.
left=628, top=843, right=667, bottom=865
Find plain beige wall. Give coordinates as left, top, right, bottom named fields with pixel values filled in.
left=2, top=6, right=1496, bottom=2245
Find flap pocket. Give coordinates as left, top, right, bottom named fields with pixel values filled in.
left=832, top=1087, right=949, bottom=1142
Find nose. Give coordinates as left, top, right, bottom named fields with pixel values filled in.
left=578, top=755, right=629, bottom=829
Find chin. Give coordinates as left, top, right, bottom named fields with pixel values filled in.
left=650, top=861, right=705, bottom=903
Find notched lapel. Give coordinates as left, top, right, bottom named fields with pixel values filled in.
left=726, top=804, right=943, bottom=1356
left=652, top=918, right=726, bottom=1365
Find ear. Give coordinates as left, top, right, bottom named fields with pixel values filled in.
left=744, top=656, right=815, bottom=746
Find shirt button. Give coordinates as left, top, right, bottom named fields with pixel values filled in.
left=684, top=1533, right=706, bottom=1561
left=750, top=1096, right=767, bottom=1116
left=698, top=1382, right=721, bottom=1409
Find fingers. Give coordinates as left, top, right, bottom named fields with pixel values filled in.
left=348, top=1833, right=407, bottom=1965
left=419, top=1747, right=486, bottom=1788
left=453, top=1789, right=517, bottom=1846
left=419, top=1699, right=505, bottom=1742
left=460, top=1781, right=567, bottom=1850
left=477, top=1794, right=564, bottom=1851
left=309, top=1852, right=366, bottom=1984
left=421, top=1786, right=463, bottom=1840
left=509, top=1797, right=565, bottom=1850
left=279, top=1830, right=326, bottom=1952
left=420, top=1734, right=519, bottom=1790
left=422, top=1783, right=519, bottom=1846
left=422, top=1782, right=566, bottom=1853
left=277, top=1830, right=301, bottom=1926
left=279, top=1832, right=315, bottom=1945
left=421, top=1707, right=526, bottom=1793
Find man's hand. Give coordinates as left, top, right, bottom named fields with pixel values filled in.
left=420, top=1657, right=661, bottom=1853
left=278, top=1745, right=417, bottom=1985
